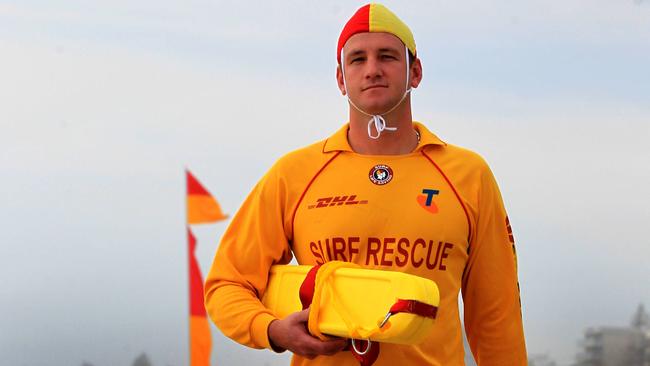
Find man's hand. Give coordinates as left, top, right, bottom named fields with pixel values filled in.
left=268, top=308, right=348, bottom=359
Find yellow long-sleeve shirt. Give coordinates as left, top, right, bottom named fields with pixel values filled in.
left=204, top=122, right=527, bottom=365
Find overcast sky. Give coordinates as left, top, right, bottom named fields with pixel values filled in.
left=1, top=1, right=649, bottom=365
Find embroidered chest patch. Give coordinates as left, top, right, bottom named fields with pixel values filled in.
left=369, top=164, right=393, bottom=185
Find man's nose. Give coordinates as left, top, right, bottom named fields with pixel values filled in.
left=364, top=57, right=383, bottom=79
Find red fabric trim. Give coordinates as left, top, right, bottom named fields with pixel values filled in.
left=186, top=169, right=211, bottom=196
left=290, top=151, right=342, bottom=240
left=337, top=4, right=371, bottom=64
left=421, top=151, right=473, bottom=246
left=188, top=227, right=207, bottom=317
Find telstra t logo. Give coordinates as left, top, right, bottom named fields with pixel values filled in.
left=417, top=188, right=440, bottom=214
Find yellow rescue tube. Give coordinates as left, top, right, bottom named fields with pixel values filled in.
left=261, top=264, right=440, bottom=345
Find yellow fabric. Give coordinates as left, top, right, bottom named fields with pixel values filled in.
left=204, top=122, right=527, bottom=365
left=189, top=315, right=212, bottom=366
left=369, top=4, right=416, bottom=56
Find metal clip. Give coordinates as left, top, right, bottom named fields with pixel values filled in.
left=379, top=312, right=393, bottom=328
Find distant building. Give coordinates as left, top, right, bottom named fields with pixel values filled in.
left=632, top=304, right=650, bottom=330
left=574, top=304, right=650, bottom=366
left=132, top=352, right=153, bottom=366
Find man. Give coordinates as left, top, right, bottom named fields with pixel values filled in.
left=204, top=3, right=527, bottom=365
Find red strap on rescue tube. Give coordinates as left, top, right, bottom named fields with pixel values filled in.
left=389, top=299, right=438, bottom=319
left=299, top=264, right=321, bottom=310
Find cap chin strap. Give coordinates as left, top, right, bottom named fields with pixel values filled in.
left=341, top=45, right=412, bottom=140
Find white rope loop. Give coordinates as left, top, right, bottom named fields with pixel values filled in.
left=367, top=115, right=395, bottom=139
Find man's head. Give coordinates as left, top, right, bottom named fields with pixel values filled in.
left=335, top=3, right=422, bottom=117
left=336, top=3, right=416, bottom=65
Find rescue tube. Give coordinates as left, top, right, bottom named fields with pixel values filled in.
left=261, top=263, right=439, bottom=345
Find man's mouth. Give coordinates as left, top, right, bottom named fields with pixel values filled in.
left=362, top=85, right=388, bottom=91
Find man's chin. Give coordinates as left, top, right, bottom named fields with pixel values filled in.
left=357, top=101, right=399, bottom=115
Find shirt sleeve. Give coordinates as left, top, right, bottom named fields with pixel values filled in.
left=203, top=165, right=293, bottom=350
left=461, top=163, right=527, bottom=365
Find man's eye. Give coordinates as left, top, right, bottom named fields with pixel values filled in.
left=351, top=58, right=364, bottom=63
left=381, top=54, right=397, bottom=60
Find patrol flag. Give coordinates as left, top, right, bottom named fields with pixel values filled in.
left=187, top=170, right=228, bottom=224
left=186, top=169, right=227, bottom=365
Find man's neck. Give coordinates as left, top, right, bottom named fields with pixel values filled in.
left=347, top=102, right=418, bottom=155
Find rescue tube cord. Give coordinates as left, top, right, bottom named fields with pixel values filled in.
left=340, top=45, right=412, bottom=140
left=307, top=261, right=372, bottom=340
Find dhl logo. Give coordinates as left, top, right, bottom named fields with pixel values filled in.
left=307, top=195, right=368, bottom=209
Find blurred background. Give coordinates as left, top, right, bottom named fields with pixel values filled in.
left=1, top=1, right=649, bottom=365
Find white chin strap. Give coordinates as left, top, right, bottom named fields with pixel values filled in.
left=341, top=44, right=412, bottom=139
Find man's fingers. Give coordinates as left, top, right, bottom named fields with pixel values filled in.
left=319, top=338, right=348, bottom=355
left=273, top=309, right=348, bottom=358
left=294, top=308, right=310, bottom=323
left=297, top=334, right=348, bottom=357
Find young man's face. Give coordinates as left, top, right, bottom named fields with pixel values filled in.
left=337, top=32, right=421, bottom=115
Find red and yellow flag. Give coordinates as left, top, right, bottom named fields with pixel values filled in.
left=187, top=170, right=228, bottom=224
left=186, top=170, right=227, bottom=366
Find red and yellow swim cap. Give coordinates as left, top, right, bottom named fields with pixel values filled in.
left=337, top=3, right=416, bottom=64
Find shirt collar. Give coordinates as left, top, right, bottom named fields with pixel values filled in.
left=323, top=121, right=446, bottom=153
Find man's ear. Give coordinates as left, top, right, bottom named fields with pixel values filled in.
left=336, top=65, right=347, bottom=95
left=410, top=58, right=423, bottom=89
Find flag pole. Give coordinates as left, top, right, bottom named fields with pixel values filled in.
left=185, top=168, right=193, bottom=366
left=186, top=168, right=224, bottom=366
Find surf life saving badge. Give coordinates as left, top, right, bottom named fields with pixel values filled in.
left=369, top=164, right=393, bottom=185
